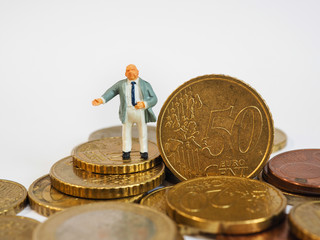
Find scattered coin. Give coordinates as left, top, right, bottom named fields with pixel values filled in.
left=0, top=179, right=28, bottom=215
left=33, top=202, right=178, bottom=240
left=264, top=149, right=320, bottom=195
left=73, top=137, right=161, bottom=174
left=289, top=201, right=320, bottom=240
left=167, top=176, right=286, bottom=235
left=258, top=171, right=320, bottom=206
left=88, top=125, right=157, bottom=143
left=157, top=74, right=274, bottom=180
left=50, top=156, right=165, bottom=199
left=140, top=186, right=173, bottom=214
left=28, top=174, right=144, bottom=217
left=0, top=215, right=39, bottom=240
left=272, top=128, right=287, bottom=153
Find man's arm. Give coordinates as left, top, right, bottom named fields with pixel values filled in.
left=92, top=81, right=121, bottom=106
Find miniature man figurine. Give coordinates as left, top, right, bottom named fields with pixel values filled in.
left=92, top=64, right=157, bottom=160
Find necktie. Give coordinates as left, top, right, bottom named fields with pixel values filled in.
left=131, top=81, right=137, bottom=106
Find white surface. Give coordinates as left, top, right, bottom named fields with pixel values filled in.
left=1, top=0, right=320, bottom=238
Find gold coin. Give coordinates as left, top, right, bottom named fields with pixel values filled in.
left=140, top=186, right=202, bottom=236
left=0, top=179, right=28, bottom=215
left=28, top=174, right=144, bottom=217
left=0, top=215, right=39, bottom=240
left=258, top=171, right=320, bottom=206
left=157, top=74, right=274, bottom=180
left=272, top=128, right=287, bottom=153
left=166, top=176, right=286, bottom=234
left=289, top=201, right=320, bottom=240
left=50, top=156, right=165, bottom=199
left=73, top=137, right=161, bottom=174
left=33, top=202, right=178, bottom=240
left=140, top=186, right=173, bottom=214
left=88, top=125, right=157, bottom=143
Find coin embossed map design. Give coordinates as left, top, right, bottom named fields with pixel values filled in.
left=73, top=137, right=161, bottom=174
left=157, top=75, right=274, bottom=180
left=166, top=176, right=286, bottom=234
left=0, top=179, right=28, bottom=215
left=50, top=156, right=165, bottom=199
left=28, top=175, right=144, bottom=217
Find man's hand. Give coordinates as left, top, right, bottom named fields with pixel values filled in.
left=135, top=101, right=145, bottom=109
left=92, top=98, right=103, bottom=106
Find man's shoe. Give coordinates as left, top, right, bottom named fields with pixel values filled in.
left=140, top=152, right=148, bottom=160
left=122, top=151, right=131, bottom=160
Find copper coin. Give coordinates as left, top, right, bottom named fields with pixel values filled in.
left=265, top=149, right=320, bottom=195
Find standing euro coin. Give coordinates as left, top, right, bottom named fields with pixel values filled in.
left=157, top=74, right=273, bottom=180
left=166, top=176, right=286, bottom=234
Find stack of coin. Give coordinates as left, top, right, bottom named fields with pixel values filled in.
left=260, top=149, right=320, bottom=206
left=28, top=137, right=165, bottom=216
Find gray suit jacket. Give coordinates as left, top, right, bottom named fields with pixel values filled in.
left=101, top=78, right=157, bottom=124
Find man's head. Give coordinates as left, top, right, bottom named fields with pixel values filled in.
left=125, top=64, right=139, bottom=81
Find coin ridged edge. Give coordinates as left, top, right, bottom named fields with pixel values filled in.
left=166, top=176, right=286, bottom=234
left=50, top=161, right=166, bottom=199
left=0, top=179, right=28, bottom=215
left=28, top=175, right=61, bottom=217
left=157, top=74, right=274, bottom=181
left=73, top=155, right=161, bottom=175
left=288, top=201, right=320, bottom=240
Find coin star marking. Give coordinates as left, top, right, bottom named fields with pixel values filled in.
left=166, top=176, right=286, bottom=235
left=157, top=75, right=273, bottom=180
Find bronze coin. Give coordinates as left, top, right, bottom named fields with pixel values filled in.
left=266, top=149, right=320, bottom=195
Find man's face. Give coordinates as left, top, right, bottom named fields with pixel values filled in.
left=125, top=65, right=139, bottom=80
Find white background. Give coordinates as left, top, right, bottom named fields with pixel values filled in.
left=0, top=0, right=319, bottom=238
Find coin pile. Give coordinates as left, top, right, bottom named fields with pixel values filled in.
left=5, top=73, right=320, bottom=240
left=28, top=137, right=165, bottom=217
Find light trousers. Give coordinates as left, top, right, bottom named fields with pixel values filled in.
left=122, top=107, right=148, bottom=153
